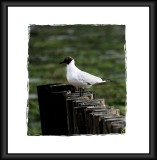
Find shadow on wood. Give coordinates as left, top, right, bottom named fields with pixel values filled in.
left=37, top=83, right=76, bottom=135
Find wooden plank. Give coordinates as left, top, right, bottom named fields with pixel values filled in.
left=92, top=112, right=108, bottom=134
left=73, top=106, right=88, bottom=134
left=107, top=108, right=120, bottom=116
left=66, top=92, right=93, bottom=135
left=102, top=117, right=125, bottom=134
left=84, top=106, right=106, bottom=134
left=111, top=121, right=126, bottom=133
left=86, top=107, right=121, bottom=134
left=73, top=99, right=105, bottom=134
left=37, top=83, right=126, bottom=136
left=67, top=91, right=94, bottom=99
left=76, top=99, right=105, bottom=107
left=37, top=83, right=75, bottom=135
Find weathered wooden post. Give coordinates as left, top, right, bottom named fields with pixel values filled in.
left=73, top=99, right=105, bottom=134
left=102, top=116, right=125, bottom=134
left=37, top=83, right=76, bottom=135
left=72, top=100, right=102, bottom=134
left=92, top=110, right=108, bottom=134
left=84, top=106, right=106, bottom=134
left=66, top=92, right=93, bottom=135
left=37, top=83, right=126, bottom=135
left=111, top=121, right=126, bottom=133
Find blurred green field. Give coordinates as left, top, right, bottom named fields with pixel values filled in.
left=27, top=25, right=126, bottom=135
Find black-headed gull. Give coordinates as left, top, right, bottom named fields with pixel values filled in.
left=60, top=56, right=111, bottom=95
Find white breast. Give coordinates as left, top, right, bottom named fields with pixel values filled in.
left=66, top=60, right=87, bottom=88
left=66, top=62, right=83, bottom=88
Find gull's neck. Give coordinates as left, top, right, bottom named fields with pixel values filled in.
left=67, top=59, right=79, bottom=72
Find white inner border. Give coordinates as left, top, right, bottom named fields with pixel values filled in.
left=8, top=7, right=149, bottom=153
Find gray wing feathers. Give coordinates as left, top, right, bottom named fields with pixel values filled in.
left=78, top=71, right=103, bottom=85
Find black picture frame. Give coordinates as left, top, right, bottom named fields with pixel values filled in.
left=1, top=1, right=156, bottom=159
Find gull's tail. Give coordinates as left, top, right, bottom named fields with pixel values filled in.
left=95, top=78, right=112, bottom=85
left=102, top=78, right=112, bottom=82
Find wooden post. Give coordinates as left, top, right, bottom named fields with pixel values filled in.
left=37, top=83, right=126, bottom=135
left=89, top=111, right=108, bottom=134
left=111, top=121, right=126, bottom=133
left=84, top=106, right=106, bottom=134
left=73, top=99, right=106, bottom=134
left=73, top=106, right=88, bottom=134
left=102, top=116, right=125, bottom=134
left=92, top=111, right=107, bottom=134
left=66, top=92, right=93, bottom=135
left=37, top=83, right=76, bottom=135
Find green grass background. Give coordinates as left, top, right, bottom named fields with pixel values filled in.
left=28, top=25, right=126, bottom=135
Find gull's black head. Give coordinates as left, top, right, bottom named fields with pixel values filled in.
left=59, top=56, right=73, bottom=65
